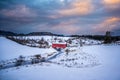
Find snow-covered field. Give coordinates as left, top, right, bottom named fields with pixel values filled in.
left=0, top=37, right=120, bottom=80
left=0, top=37, right=57, bottom=61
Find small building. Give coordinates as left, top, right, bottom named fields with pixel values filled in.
left=52, top=43, right=67, bottom=49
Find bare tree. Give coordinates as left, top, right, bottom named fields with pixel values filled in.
left=77, top=37, right=83, bottom=47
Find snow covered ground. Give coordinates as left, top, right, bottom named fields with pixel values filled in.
left=0, top=37, right=120, bottom=80
left=0, top=37, right=57, bottom=61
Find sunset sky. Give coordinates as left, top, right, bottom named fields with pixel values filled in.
left=0, top=0, right=120, bottom=35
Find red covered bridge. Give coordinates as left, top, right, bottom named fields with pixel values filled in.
left=52, top=43, right=67, bottom=49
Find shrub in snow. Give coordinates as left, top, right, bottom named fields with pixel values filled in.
left=35, top=54, right=41, bottom=59
left=0, top=64, right=3, bottom=69
left=65, top=49, right=70, bottom=55
left=15, top=55, right=25, bottom=66
left=31, top=54, right=42, bottom=64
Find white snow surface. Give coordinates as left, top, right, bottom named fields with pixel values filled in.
left=0, top=37, right=120, bottom=80
left=0, top=37, right=57, bottom=61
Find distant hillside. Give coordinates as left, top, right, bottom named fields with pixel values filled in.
left=0, top=30, right=64, bottom=36
left=27, top=32, right=57, bottom=36
left=0, top=30, right=17, bottom=36
left=0, top=30, right=120, bottom=41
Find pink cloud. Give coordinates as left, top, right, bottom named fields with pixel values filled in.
left=102, top=0, right=120, bottom=10
left=51, top=19, right=80, bottom=34
left=36, top=19, right=80, bottom=34
left=93, top=17, right=120, bottom=32
left=50, top=0, right=94, bottom=18
left=103, top=0, right=120, bottom=5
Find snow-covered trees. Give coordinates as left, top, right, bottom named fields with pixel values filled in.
left=6, top=36, right=50, bottom=48
left=38, top=38, right=49, bottom=48
left=76, top=37, right=83, bottom=47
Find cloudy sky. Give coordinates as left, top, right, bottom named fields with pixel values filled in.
left=0, top=0, right=120, bottom=35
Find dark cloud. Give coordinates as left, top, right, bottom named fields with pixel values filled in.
left=0, top=0, right=120, bottom=35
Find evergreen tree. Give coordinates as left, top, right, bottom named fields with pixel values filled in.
left=104, top=31, right=112, bottom=44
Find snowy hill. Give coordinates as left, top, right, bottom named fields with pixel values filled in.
left=0, top=37, right=100, bottom=69
left=0, top=37, right=120, bottom=80
left=50, top=48, right=100, bottom=68
left=0, top=37, right=57, bottom=61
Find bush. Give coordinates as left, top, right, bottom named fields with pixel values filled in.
left=15, top=55, right=25, bottom=66
left=31, top=54, right=41, bottom=64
